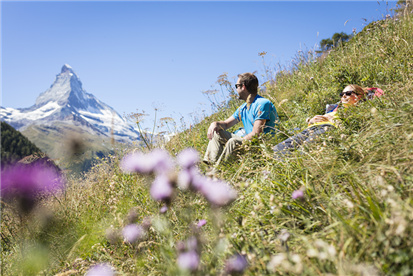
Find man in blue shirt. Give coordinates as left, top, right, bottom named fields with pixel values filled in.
left=203, top=72, right=278, bottom=166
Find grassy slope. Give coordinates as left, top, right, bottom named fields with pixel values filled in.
left=1, top=12, right=412, bottom=276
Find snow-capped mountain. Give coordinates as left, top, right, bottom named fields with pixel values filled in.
left=1, top=64, right=141, bottom=142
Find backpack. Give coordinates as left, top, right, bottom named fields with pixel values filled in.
left=366, top=87, right=384, bottom=100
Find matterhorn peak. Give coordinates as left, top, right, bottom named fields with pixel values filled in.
left=35, top=64, right=83, bottom=106
left=61, top=64, right=74, bottom=73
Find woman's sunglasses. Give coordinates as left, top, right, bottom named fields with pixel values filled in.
left=340, top=91, right=359, bottom=97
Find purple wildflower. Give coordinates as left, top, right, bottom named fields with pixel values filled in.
left=292, top=189, right=305, bottom=200
left=224, top=254, right=248, bottom=275
left=149, top=148, right=175, bottom=175
left=177, top=166, right=200, bottom=190
left=197, top=219, right=207, bottom=228
left=188, top=171, right=211, bottom=191
left=177, top=148, right=199, bottom=169
left=122, top=224, right=145, bottom=243
left=120, top=152, right=154, bottom=174
left=177, top=250, right=200, bottom=271
left=120, top=149, right=174, bottom=175
left=1, top=162, right=64, bottom=213
left=160, top=205, right=168, bottom=214
left=177, top=168, right=192, bottom=190
left=86, top=263, right=115, bottom=276
left=198, top=179, right=237, bottom=207
left=150, top=174, right=173, bottom=202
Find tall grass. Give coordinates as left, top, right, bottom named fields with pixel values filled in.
left=1, top=10, right=413, bottom=276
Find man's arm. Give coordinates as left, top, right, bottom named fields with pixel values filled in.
left=207, top=116, right=238, bottom=140
left=242, top=119, right=266, bottom=140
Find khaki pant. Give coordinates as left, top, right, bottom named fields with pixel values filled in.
left=203, top=129, right=243, bottom=166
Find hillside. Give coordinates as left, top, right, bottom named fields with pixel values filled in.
left=1, top=10, right=412, bottom=276
left=1, top=121, right=44, bottom=167
left=20, top=122, right=117, bottom=175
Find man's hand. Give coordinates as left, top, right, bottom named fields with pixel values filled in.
left=207, top=117, right=238, bottom=140
left=207, top=122, right=220, bottom=140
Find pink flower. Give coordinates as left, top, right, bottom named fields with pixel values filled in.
left=120, top=152, right=154, bottom=174
left=198, top=179, right=237, bottom=207
left=160, top=205, right=168, bottom=214
left=177, top=166, right=200, bottom=190
left=1, top=162, right=64, bottom=213
left=177, top=250, right=199, bottom=271
left=197, top=219, right=207, bottom=228
left=149, top=148, right=175, bottom=175
left=224, top=254, right=248, bottom=275
left=122, top=224, right=145, bottom=243
left=120, top=149, right=174, bottom=175
left=177, top=148, right=199, bottom=169
left=292, top=190, right=304, bottom=200
left=150, top=174, right=173, bottom=202
left=86, top=263, right=115, bottom=276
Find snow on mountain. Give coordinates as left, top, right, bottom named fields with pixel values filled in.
left=0, top=64, right=141, bottom=142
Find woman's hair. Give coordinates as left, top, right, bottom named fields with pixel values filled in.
left=346, top=84, right=366, bottom=97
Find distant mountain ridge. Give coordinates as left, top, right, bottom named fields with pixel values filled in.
left=0, top=64, right=141, bottom=142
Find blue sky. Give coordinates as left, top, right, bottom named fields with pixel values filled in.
left=1, top=1, right=397, bottom=131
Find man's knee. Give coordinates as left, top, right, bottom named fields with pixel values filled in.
left=225, top=137, right=242, bottom=149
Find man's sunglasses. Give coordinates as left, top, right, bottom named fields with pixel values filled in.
left=339, top=91, right=359, bottom=97
left=235, top=83, right=243, bottom=89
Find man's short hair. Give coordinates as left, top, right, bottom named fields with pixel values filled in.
left=238, top=73, right=259, bottom=94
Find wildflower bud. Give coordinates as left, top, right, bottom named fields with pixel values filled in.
left=177, top=148, right=199, bottom=169
left=105, top=228, right=120, bottom=244
left=160, top=205, right=168, bottom=214
left=292, top=189, right=305, bottom=200
left=126, top=209, right=138, bottom=224
left=198, top=179, right=237, bottom=207
left=122, top=224, right=145, bottom=243
left=150, top=174, right=174, bottom=202
left=177, top=250, right=199, bottom=272
left=86, top=263, right=115, bottom=276
left=197, top=219, right=207, bottom=228
left=120, top=149, right=174, bottom=175
left=141, top=217, right=152, bottom=230
left=224, top=254, right=248, bottom=275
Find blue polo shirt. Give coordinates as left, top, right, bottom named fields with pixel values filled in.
left=232, top=95, right=278, bottom=135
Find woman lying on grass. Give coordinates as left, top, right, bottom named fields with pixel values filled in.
left=273, top=84, right=367, bottom=157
